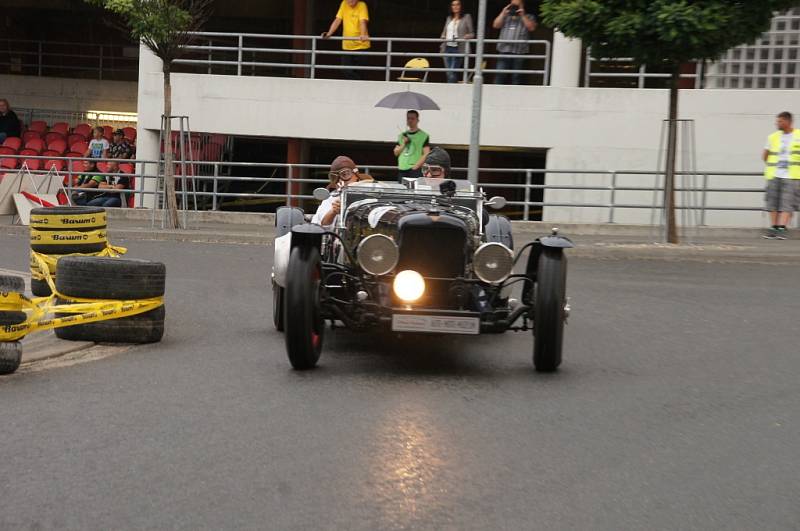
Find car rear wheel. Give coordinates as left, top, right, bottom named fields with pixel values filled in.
left=272, top=281, right=285, bottom=332
left=284, top=246, right=324, bottom=370
left=533, top=248, right=567, bottom=372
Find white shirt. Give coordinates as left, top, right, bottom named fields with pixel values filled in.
left=88, top=138, right=109, bottom=158
left=446, top=18, right=459, bottom=45
left=311, top=194, right=339, bottom=228
left=765, top=132, right=795, bottom=178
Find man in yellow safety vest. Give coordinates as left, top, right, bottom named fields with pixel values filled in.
left=762, top=111, right=800, bottom=239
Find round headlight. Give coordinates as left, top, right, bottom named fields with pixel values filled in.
left=473, top=242, right=514, bottom=284
left=393, top=270, right=426, bottom=302
left=357, top=234, right=399, bottom=276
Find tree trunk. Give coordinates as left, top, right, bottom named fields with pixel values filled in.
left=162, top=67, right=181, bottom=229
left=664, top=68, right=680, bottom=244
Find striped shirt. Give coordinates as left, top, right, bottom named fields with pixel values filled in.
left=497, top=13, right=535, bottom=55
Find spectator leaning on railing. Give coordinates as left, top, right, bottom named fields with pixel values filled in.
left=323, top=0, right=371, bottom=80
left=440, top=1, right=475, bottom=84
left=0, top=98, right=21, bottom=143
left=88, top=160, right=129, bottom=208
left=109, top=129, right=133, bottom=159
left=492, top=0, right=537, bottom=85
left=762, top=111, right=800, bottom=240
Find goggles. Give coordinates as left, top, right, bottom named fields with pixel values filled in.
left=329, top=167, right=359, bottom=181
left=422, top=164, right=445, bottom=177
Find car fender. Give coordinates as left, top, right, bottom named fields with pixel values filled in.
left=273, top=233, right=291, bottom=287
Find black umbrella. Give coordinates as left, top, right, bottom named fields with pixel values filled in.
left=374, top=90, right=440, bottom=111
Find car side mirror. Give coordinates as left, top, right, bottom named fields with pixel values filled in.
left=313, top=187, right=331, bottom=201
left=486, top=196, right=507, bottom=210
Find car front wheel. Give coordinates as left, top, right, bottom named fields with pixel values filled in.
left=533, top=248, right=567, bottom=372
left=284, top=246, right=324, bottom=370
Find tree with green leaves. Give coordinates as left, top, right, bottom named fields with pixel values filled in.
left=541, top=0, right=800, bottom=243
left=86, top=0, right=211, bottom=229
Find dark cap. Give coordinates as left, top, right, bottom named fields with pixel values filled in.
left=330, top=155, right=356, bottom=172
left=425, top=147, right=451, bottom=173
left=113, top=128, right=125, bottom=136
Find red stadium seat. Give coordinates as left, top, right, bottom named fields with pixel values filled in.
left=2, top=137, right=22, bottom=151
left=127, top=175, right=136, bottom=207
left=0, top=157, right=19, bottom=170
left=73, top=124, right=92, bottom=138
left=97, top=161, right=109, bottom=174
left=122, top=127, right=137, bottom=141
left=66, top=158, right=84, bottom=174
left=19, top=148, right=39, bottom=157
left=0, top=146, right=16, bottom=155
left=47, top=139, right=67, bottom=155
left=120, top=163, right=135, bottom=174
left=102, top=125, right=113, bottom=139
left=67, top=133, right=86, bottom=146
left=51, top=122, right=70, bottom=135
left=42, top=150, right=60, bottom=158
left=23, top=131, right=41, bottom=143
left=24, top=159, right=42, bottom=171
left=44, top=131, right=65, bottom=144
left=65, top=151, right=82, bottom=159
left=28, top=120, right=48, bottom=134
left=70, top=141, right=88, bottom=155
left=44, top=159, right=65, bottom=172
left=24, top=138, right=45, bottom=153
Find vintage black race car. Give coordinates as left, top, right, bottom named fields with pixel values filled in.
left=271, top=178, right=573, bottom=372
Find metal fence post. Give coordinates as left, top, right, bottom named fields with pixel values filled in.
left=638, top=64, right=645, bottom=88
left=212, top=163, right=219, bottom=210
left=609, top=171, right=617, bottom=223
left=700, top=173, right=708, bottom=226
left=310, top=37, right=317, bottom=79
left=463, top=40, right=471, bottom=83
left=207, top=39, right=212, bottom=74
left=385, top=40, right=392, bottom=82
left=543, top=41, right=551, bottom=86
left=237, top=35, right=243, bottom=76
left=524, top=170, right=531, bottom=221
left=287, top=165, right=293, bottom=206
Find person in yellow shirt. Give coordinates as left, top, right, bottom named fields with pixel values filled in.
left=322, top=0, right=370, bottom=80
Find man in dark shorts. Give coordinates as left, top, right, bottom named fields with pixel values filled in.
left=762, top=111, right=800, bottom=239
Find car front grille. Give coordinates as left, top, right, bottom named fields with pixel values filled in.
left=396, top=225, right=466, bottom=278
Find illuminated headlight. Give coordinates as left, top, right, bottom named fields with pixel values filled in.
left=393, top=270, right=426, bottom=302
left=357, top=234, right=399, bottom=276
left=473, top=242, right=514, bottom=284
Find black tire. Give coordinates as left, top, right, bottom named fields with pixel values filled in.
left=30, top=233, right=108, bottom=255
left=284, top=246, right=324, bottom=370
left=0, top=342, right=22, bottom=375
left=29, top=206, right=106, bottom=231
left=30, top=278, right=52, bottom=297
left=533, top=249, right=567, bottom=372
left=273, top=281, right=285, bottom=332
left=54, top=302, right=165, bottom=344
left=56, top=257, right=165, bottom=300
left=0, top=274, right=27, bottom=329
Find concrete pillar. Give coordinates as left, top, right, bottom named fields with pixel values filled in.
left=293, top=0, right=314, bottom=78
left=550, top=32, right=583, bottom=87
left=136, top=42, right=163, bottom=208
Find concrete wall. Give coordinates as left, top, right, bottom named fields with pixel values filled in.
left=1, top=74, right=138, bottom=113
left=136, top=48, right=791, bottom=227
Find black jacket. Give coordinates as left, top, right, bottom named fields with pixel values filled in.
left=0, top=110, right=21, bottom=138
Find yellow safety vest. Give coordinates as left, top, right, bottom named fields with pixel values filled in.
left=764, top=129, right=800, bottom=180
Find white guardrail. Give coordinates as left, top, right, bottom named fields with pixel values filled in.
left=0, top=154, right=769, bottom=225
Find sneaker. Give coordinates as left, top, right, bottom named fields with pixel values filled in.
left=763, top=228, right=779, bottom=239
left=775, top=227, right=788, bottom=240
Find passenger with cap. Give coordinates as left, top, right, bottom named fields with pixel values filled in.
left=312, top=155, right=372, bottom=228
left=422, top=146, right=451, bottom=180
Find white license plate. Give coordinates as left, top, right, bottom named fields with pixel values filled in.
left=391, top=314, right=480, bottom=335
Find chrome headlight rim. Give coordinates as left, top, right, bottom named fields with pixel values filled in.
left=357, top=234, right=399, bottom=276
left=473, top=242, right=514, bottom=284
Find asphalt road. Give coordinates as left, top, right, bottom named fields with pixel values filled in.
left=1, top=232, right=799, bottom=530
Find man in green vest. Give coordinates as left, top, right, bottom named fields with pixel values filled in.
left=762, top=111, right=800, bottom=239
left=393, top=110, right=431, bottom=182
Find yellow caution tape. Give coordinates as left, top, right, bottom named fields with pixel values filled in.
left=0, top=291, right=163, bottom=342
left=30, top=228, right=108, bottom=246
left=29, top=246, right=128, bottom=280
left=29, top=211, right=107, bottom=229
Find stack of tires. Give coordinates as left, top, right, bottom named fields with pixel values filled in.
left=29, top=206, right=108, bottom=297
left=0, top=274, right=26, bottom=375
left=54, top=257, right=166, bottom=344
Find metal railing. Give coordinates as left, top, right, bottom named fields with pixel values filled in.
left=585, top=54, right=706, bottom=88
left=173, top=33, right=551, bottom=85
left=0, top=39, right=139, bottom=81
left=0, top=154, right=770, bottom=225
left=14, top=107, right=138, bottom=130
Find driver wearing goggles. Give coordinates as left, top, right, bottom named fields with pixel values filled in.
left=421, top=146, right=451, bottom=180
left=312, top=155, right=372, bottom=228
